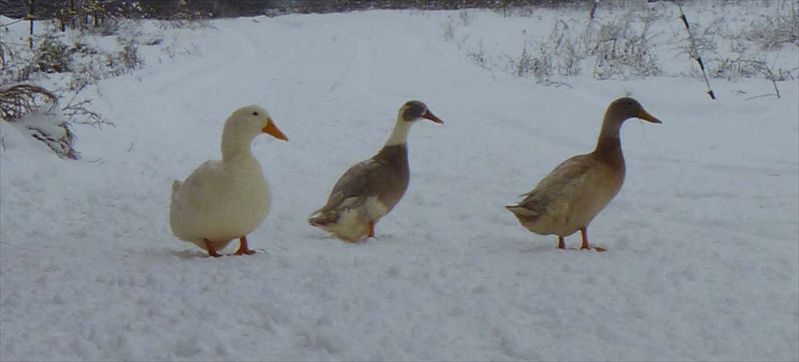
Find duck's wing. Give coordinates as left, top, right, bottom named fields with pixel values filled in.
left=171, top=160, right=225, bottom=211
left=316, top=158, right=389, bottom=213
left=515, top=154, right=598, bottom=213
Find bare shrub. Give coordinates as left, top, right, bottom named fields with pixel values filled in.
left=592, top=14, right=660, bottom=80
left=555, top=39, right=582, bottom=76
left=0, top=84, right=57, bottom=121
left=510, top=41, right=555, bottom=83
left=510, top=43, right=535, bottom=78
left=710, top=57, right=790, bottom=99
left=34, top=31, right=72, bottom=73
left=442, top=10, right=472, bottom=45
left=458, top=9, right=473, bottom=26
left=710, top=58, right=761, bottom=80
left=743, top=3, right=799, bottom=50
left=105, top=41, right=143, bottom=76
left=542, top=20, right=584, bottom=77
left=467, top=41, right=490, bottom=70
left=62, top=98, right=111, bottom=129
left=678, top=21, right=719, bottom=59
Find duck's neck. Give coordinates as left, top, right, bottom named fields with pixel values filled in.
left=376, top=117, right=410, bottom=170
left=221, top=126, right=257, bottom=162
left=597, top=111, right=624, bottom=140
left=593, top=113, right=625, bottom=166
left=384, top=118, right=412, bottom=148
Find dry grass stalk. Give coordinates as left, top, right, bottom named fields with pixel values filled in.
left=0, top=83, right=58, bottom=122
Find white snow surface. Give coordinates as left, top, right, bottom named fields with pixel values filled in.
left=1, top=5, right=798, bottom=362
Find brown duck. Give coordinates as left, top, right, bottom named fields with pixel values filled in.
left=506, top=97, right=661, bottom=251
left=309, top=100, right=443, bottom=242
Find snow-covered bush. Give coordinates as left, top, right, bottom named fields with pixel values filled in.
left=499, top=9, right=659, bottom=83
left=0, top=84, right=56, bottom=122
left=444, top=1, right=797, bottom=86
left=32, top=30, right=73, bottom=74
left=104, top=41, right=142, bottom=77
left=510, top=43, right=535, bottom=78
left=0, top=15, right=148, bottom=159
left=742, top=3, right=799, bottom=51
left=10, top=111, right=78, bottom=159
left=710, top=58, right=785, bottom=81
left=591, top=14, right=660, bottom=80
left=532, top=20, right=584, bottom=80
left=0, top=84, right=77, bottom=159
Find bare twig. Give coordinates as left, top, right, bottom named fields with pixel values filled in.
left=28, top=0, right=35, bottom=49
left=759, top=62, right=781, bottom=99
left=0, top=40, right=9, bottom=67
left=61, top=98, right=113, bottom=128
left=589, top=0, right=599, bottom=23
left=0, top=19, right=27, bottom=27
left=745, top=93, right=780, bottom=101
left=677, top=3, right=716, bottom=100
left=60, top=80, right=114, bottom=128
left=748, top=61, right=781, bottom=99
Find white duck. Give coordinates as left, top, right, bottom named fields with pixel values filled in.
left=308, top=100, right=443, bottom=242
left=169, top=105, right=288, bottom=257
left=506, top=97, right=661, bottom=251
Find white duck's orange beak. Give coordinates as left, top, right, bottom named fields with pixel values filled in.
left=263, top=118, right=288, bottom=141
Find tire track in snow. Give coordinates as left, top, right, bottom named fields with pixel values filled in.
left=151, top=26, right=260, bottom=106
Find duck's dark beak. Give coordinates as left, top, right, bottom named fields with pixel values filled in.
left=263, top=118, right=289, bottom=141
left=422, top=110, right=443, bottom=124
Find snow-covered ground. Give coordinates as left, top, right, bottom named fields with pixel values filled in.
left=1, top=3, right=798, bottom=361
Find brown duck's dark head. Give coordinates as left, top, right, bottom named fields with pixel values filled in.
left=606, top=97, right=661, bottom=124
left=400, top=100, right=443, bottom=124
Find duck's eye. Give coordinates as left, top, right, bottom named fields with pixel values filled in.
left=253, top=111, right=259, bottom=116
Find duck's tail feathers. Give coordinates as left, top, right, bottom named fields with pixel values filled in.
left=171, top=180, right=182, bottom=202
left=505, top=204, right=539, bottom=218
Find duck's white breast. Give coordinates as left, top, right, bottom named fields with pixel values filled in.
left=170, top=158, right=270, bottom=246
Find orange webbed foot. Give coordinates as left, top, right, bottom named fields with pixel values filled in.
left=205, top=239, right=222, bottom=257
left=234, top=236, right=257, bottom=256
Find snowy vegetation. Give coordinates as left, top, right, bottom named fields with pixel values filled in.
left=443, top=1, right=797, bottom=85
left=2, top=1, right=796, bottom=158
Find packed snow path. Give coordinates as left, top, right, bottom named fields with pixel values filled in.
left=1, top=8, right=797, bottom=361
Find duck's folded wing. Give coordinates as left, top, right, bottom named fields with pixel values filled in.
left=318, top=158, right=386, bottom=212
left=517, top=155, right=596, bottom=206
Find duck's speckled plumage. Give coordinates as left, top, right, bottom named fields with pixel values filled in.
left=309, top=101, right=442, bottom=242
left=506, top=97, right=661, bottom=250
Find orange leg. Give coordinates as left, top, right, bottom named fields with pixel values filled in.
left=580, top=228, right=606, bottom=252
left=204, top=239, right=222, bottom=257
left=367, top=220, right=375, bottom=238
left=557, top=236, right=565, bottom=249
left=235, top=236, right=256, bottom=255
left=580, top=228, right=590, bottom=250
